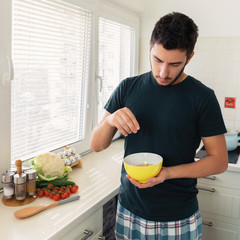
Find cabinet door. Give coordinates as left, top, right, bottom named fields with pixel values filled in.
left=202, top=218, right=240, bottom=240
left=198, top=172, right=240, bottom=190
left=197, top=185, right=240, bottom=225
left=60, top=208, right=103, bottom=240
left=92, top=230, right=104, bottom=240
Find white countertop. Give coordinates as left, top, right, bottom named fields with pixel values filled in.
left=1, top=138, right=240, bottom=240
left=195, top=141, right=240, bottom=173
left=0, top=139, right=124, bottom=240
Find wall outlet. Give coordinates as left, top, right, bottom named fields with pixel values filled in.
left=224, top=97, right=236, bottom=108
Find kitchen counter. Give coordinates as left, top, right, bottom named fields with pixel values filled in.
left=0, top=139, right=124, bottom=240
left=195, top=141, right=240, bottom=173
left=1, top=139, right=240, bottom=240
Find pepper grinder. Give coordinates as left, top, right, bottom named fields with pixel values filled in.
left=14, top=160, right=27, bottom=200
left=25, top=169, right=37, bottom=196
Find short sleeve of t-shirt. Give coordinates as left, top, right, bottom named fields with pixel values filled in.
left=196, top=89, right=226, bottom=137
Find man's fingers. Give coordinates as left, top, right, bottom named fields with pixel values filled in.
left=118, top=108, right=140, bottom=134
left=123, top=108, right=140, bottom=132
left=113, top=118, right=132, bottom=136
left=126, top=175, right=154, bottom=189
left=109, top=107, right=140, bottom=136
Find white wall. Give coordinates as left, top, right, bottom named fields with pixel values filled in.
left=140, top=0, right=240, bottom=38
left=107, top=0, right=145, bottom=14
left=139, top=0, right=240, bottom=131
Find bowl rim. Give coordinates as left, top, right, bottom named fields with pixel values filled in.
left=123, top=152, right=163, bottom=166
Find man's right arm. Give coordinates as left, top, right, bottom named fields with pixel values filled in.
left=90, top=107, right=140, bottom=152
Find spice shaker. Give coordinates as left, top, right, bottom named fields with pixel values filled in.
left=25, top=169, right=37, bottom=196
left=6, top=167, right=17, bottom=174
left=1, top=173, right=15, bottom=199
left=14, top=160, right=27, bottom=200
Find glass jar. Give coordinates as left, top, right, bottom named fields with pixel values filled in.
left=24, top=169, right=37, bottom=196
left=1, top=173, right=15, bottom=199
left=14, top=173, right=27, bottom=200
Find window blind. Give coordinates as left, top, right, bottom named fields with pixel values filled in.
left=98, top=18, right=136, bottom=122
left=11, top=0, right=92, bottom=161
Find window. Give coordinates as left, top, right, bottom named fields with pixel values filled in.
left=0, top=0, right=139, bottom=177
left=11, top=0, right=92, bottom=161
left=98, top=17, right=136, bottom=122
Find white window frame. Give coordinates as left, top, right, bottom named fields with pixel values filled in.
left=93, top=1, right=140, bottom=135
left=0, top=0, right=139, bottom=189
left=0, top=0, right=12, bottom=188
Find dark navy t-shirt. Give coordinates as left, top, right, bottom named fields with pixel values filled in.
left=105, top=71, right=226, bottom=221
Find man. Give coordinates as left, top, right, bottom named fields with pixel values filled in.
left=91, top=12, right=228, bottom=239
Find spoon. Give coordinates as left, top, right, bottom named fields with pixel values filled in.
left=14, top=195, right=80, bottom=219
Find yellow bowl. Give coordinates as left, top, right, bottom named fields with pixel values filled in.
left=123, top=152, right=163, bottom=183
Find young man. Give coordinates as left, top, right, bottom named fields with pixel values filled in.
left=91, top=12, right=228, bottom=239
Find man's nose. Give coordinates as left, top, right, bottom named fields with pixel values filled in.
left=160, top=63, right=168, bottom=79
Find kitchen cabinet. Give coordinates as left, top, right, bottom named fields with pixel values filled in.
left=202, top=219, right=240, bottom=240
left=59, top=207, right=104, bottom=240
left=197, top=170, right=240, bottom=240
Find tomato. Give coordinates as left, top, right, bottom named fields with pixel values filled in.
left=66, top=189, right=71, bottom=197
left=36, top=184, right=78, bottom=201
left=70, top=186, right=77, bottom=193
left=37, top=190, right=44, bottom=197
left=44, top=190, right=50, bottom=196
left=48, top=193, right=54, bottom=199
left=53, top=194, right=60, bottom=201
left=47, top=184, right=54, bottom=190
left=52, top=189, right=58, bottom=194
left=61, top=192, right=68, bottom=199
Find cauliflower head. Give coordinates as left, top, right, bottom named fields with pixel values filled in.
left=33, top=152, right=72, bottom=181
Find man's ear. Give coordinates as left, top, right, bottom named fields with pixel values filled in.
left=186, top=51, right=195, bottom=64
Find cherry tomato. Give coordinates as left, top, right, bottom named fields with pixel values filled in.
left=47, top=184, right=54, bottom=190
left=53, top=194, right=60, bottom=201
left=70, top=186, right=77, bottom=193
left=37, top=190, right=44, bottom=197
left=44, top=190, right=50, bottom=196
left=61, top=192, right=68, bottom=199
left=66, top=189, right=71, bottom=197
left=48, top=193, right=54, bottom=199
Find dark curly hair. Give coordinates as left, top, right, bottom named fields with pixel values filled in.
left=150, top=12, right=199, bottom=58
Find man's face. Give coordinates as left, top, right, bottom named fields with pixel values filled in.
left=150, top=43, right=192, bottom=86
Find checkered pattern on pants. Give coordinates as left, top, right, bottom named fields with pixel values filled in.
left=115, top=202, right=202, bottom=240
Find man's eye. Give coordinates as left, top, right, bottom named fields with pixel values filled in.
left=171, top=63, right=180, bottom=67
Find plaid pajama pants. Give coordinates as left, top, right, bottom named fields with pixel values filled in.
left=115, top=202, right=202, bottom=240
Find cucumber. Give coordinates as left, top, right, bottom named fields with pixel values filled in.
left=36, top=179, right=76, bottom=188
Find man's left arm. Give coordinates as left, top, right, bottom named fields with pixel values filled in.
left=127, top=134, right=228, bottom=188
